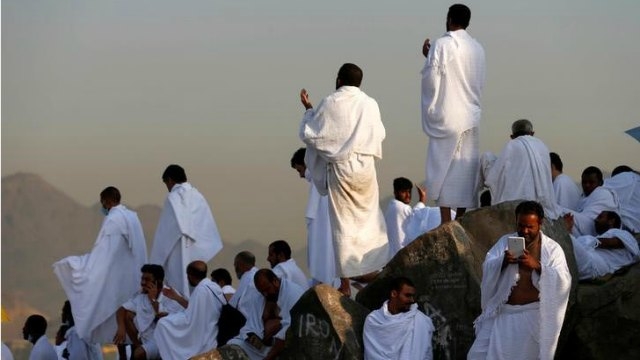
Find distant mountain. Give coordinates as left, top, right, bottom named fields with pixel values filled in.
left=1, top=173, right=286, bottom=345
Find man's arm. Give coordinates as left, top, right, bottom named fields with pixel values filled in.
left=113, top=307, right=128, bottom=345
left=162, top=287, right=188, bottom=308
left=263, top=338, right=285, bottom=360
left=596, top=237, right=625, bottom=249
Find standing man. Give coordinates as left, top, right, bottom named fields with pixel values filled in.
left=421, top=3, right=486, bottom=224
left=468, top=201, right=571, bottom=360
left=363, top=277, right=434, bottom=360
left=150, top=164, right=223, bottom=297
left=54, top=186, right=147, bottom=344
left=299, top=63, right=389, bottom=296
left=23, top=314, right=58, bottom=360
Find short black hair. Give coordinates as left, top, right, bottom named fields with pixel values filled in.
left=235, top=251, right=256, bottom=267
left=211, top=268, right=233, bottom=286
left=254, top=268, right=279, bottom=283
left=25, top=314, right=48, bottom=336
left=515, top=201, right=545, bottom=221
left=389, top=276, right=415, bottom=297
left=511, top=119, right=534, bottom=138
left=100, top=186, right=121, bottom=203
left=549, top=152, right=563, bottom=172
left=291, top=148, right=306, bottom=168
left=602, top=211, right=622, bottom=229
left=141, top=264, right=165, bottom=283
left=269, top=240, right=292, bottom=259
left=582, top=166, right=603, bottom=185
left=337, top=63, right=363, bottom=87
left=612, top=165, right=634, bottom=177
left=393, top=177, right=413, bottom=192
left=448, top=4, right=471, bottom=28
left=162, top=164, right=187, bottom=183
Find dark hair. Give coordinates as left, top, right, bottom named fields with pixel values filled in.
left=602, top=211, right=622, bottom=229
left=162, top=164, right=187, bottom=183
left=582, top=166, right=603, bottom=185
left=511, top=119, right=534, bottom=138
left=549, top=152, right=563, bottom=172
left=515, top=201, right=545, bottom=221
left=186, top=261, right=207, bottom=281
left=25, top=314, right=48, bottom=335
left=291, top=148, right=306, bottom=168
left=448, top=4, right=471, bottom=28
left=254, top=268, right=279, bottom=283
left=337, top=63, right=363, bottom=87
left=235, top=251, right=256, bottom=267
left=62, top=300, right=74, bottom=326
left=389, top=276, right=415, bottom=297
left=269, top=240, right=292, bottom=259
left=612, top=165, right=634, bottom=177
left=100, top=186, right=121, bottom=203
left=141, top=264, right=165, bottom=283
left=211, top=268, right=233, bottom=286
left=393, top=177, right=413, bottom=192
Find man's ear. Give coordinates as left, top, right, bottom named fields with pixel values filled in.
left=390, top=289, right=398, bottom=299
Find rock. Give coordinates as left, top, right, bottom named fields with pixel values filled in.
left=280, top=284, right=370, bottom=360
left=190, top=344, right=250, bottom=360
left=356, top=200, right=579, bottom=359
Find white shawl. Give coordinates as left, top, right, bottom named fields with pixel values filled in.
left=228, top=267, right=266, bottom=349
left=604, top=172, right=640, bottom=232
left=364, top=302, right=434, bottom=360
left=384, top=199, right=426, bottom=256
left=553, top=173, right=582, bottom=211
left=571, top=187, right=619, bottom=236
left=273, top=279, right=305, bottom=340
left=273, top=259, right=309, bottom=290
left=154, top=279, right=223, bottom=359
left=53, top=205, right=147, bottom=343
left=483, top=136, right=561, bottom=219
left=149, top=182, right=223, bottom=296
left=473, top=232, right=571, bottom=360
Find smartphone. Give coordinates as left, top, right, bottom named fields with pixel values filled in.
left=508, top=236, right=525, bottom=257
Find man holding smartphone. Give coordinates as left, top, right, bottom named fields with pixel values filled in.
left=468, top=201, right=571, bottom=360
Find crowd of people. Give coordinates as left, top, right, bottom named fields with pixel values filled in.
left=10, top=3, right=639, bottom=360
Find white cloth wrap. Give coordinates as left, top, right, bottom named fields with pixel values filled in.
left=273, top=259, right=309, bottom=290
left=305, top=177, right=337, bottom=284
left=384, top=199, right=426, bottom=256
left=553, top=173, right=582, bottom=211
left=570, top=186, right=619, bottom=236
left=572, top=228, right=640, bottom=280
left=604, top=172, right=640, bottom=232
left=64, top=326, right=103, bottom=360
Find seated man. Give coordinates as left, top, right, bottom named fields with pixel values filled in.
left=267, top=240, right=308, bottom=289
left=60, top=300, right=103, bottom=360
left=468, top=201, right=571, bottom=360
left=23, top=314, right=58, bottom=360
left=481, top=119, right=560, bottom=219
left=363, top=276, right=434, bottom=359
left=550, top=152, right=581, bottom=211
left=114, top=264, right=184, bottom=360
left=569, top=166, right=619, bottom=236
left=253, top=269, right=305, bottom=360
left=604, top=165, right=640, bottom=233
left=153, top=261, right=224, bottom=359
left=568, top=211, right=640, bottom=280
left=211, top=268, right=236, bottom=301
left=384, top=177, right=427, bottom=256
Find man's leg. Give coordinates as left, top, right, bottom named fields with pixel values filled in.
left=455, top=208, right=466, bottom=219
left=440, top=207, right=452, bottom=224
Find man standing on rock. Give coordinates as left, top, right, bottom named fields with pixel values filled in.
left=421, top=3, right=486, bottom=225
left=299, top=63, right=389, bottom=296
left=468, top=201, right=571, bottom=360
left=363, top=276, right=434, bottom=359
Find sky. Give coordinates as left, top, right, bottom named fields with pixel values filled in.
left=3, top=0, right=639, bottom=248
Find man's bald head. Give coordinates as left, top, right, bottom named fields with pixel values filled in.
left=511, top=119, right=534, bottom=138
left=187, top=261, right=208, bottom=281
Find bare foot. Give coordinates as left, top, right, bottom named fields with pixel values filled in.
left=338, top=278, right=351, bottom=297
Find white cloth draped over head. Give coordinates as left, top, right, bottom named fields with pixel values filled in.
left=273, top=259, right=309, bottom=290
left=421, top=30, right=485, bottom=207
left=227, top=267, right=270, bottom=360
left=300, top=86, right=389, bottom=278
left=481, top=135, right=562, bottom=219
left=305, top=174, right=337, bottom=284
left=571, top=228, right=640, bottom=280
left=604, top=171, right=640, bottom=232
left=403, top=207, right=455, bottom=247
left=469, top=232, right=571, bottom=360
left=53, top=204, right=148, bottom=343
left=384, top=199, right=426, bottom=257
left=64, top=326, right=103, bottom=360
left=553, top=173, right=582, bottom=211
left=569, top=187, right=619, bottom=236
left=154, top=279, right=223, bottom=360
left=149, top=182, right=223, bottom=296
left=364, top=302, right=434, bottom=360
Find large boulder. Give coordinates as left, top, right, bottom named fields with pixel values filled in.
left=190, top=345, right=250, bottom=360
left=280, top=284, right=370, bottom=360
left=356, top=200, right=579, bottom=359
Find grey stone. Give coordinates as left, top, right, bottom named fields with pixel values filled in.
left=281, top=284, right=370, bottom=360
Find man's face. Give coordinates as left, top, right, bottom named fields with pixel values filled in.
left=394, top=189, right=412, bottom=204
left=594, top=212, right=611, bottom=235
left=267, top=246, right=279, bottom=268
left=581, top=173, right=601, bottom=196
left=163, top=178, right=176, bottom=192
left=141, top=272, right=157, bottom=294
left=255, top=276, right=279, bottom=302
left=293, top=164, right=306, bottom=178
left=390, top=284, right=416, bottom=313
left=22, top=322, right=29, bottom=340
left=516, top=213, right=542, bottom=245
left=233, top=258, right=243, bottom=280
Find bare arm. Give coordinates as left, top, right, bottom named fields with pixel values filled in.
left=597, top=237, right=625, bottom=249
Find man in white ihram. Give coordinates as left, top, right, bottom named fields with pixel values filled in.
left=150, top=164, right=223, bottom=297
left=267, top=240, right=309, bottom=289
left=53, top=186, right=147, bottom=344
left=422, top=3, right=485, bottom=225
left=364, top=276, right=434, bottom=360
left=299, top=63, right=389, bottom=296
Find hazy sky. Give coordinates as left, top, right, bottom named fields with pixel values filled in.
left=3, top=0, right=639, bottom=248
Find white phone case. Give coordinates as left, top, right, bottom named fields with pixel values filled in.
left=508, top=236, right=525, bottom=257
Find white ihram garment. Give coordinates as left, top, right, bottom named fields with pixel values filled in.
left=571, top=228, right=640, bottom=280
left=553, top=173, right=581, bottom=211
left=273, top=258, right=309, bottom=290
left=604, top=171, right=640, bottom=232
left=305, top=172, right=337, bottom=284
left=570, top=187, right=619, bottom=236
left=384, top=199, right=425, bottom=257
